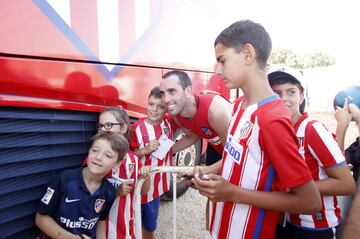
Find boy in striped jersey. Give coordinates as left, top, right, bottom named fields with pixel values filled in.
left=130, top=86, right=177, bottom=239
left=269, top=69, right=355, bottom=238
left=192, top=20, right=322, bottom=239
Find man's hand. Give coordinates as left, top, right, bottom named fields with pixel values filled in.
left=179, top=166, right=197, bottom=187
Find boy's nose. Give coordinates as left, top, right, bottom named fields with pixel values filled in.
left=95, top=152, right=103, bottom=160
left=215, top=64, right=222, bottom=75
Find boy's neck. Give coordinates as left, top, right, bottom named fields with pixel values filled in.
left=82, top=167, right=103, bottom=195
left=240, top=72, right=274, bottom=108
left=145, top=118, right=162, bottom=125
left=291, top=112, right=302, bottom=125
left=240, top=67, right=275, bottom=108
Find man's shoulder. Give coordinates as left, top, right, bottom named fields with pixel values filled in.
left=208, top=95, right=231, bottom=118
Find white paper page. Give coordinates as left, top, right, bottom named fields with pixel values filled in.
left=151, top=135, right=175, bottom=160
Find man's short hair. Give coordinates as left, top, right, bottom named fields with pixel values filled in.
left=214, top=19, right=272, bottom=69
left=162, top=70, right=192, bottom=90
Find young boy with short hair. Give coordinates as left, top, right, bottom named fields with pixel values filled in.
left=130, top=86, right=177, bottom=239
left=192, top=20, right=322, bottom=239
left=36, top=131, right=129, bottom=239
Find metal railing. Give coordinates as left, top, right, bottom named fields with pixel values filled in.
left=133, top=166, right=194, bottom=239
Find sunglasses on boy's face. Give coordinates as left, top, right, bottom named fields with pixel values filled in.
left=97, top=122, right=122, bottom=130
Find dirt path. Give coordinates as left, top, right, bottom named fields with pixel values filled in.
left=157, top=188, right=208, bottom=238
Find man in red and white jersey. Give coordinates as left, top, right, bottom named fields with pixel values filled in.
left=192, top=20, right=322, bottom=239
left=268, top=69, right=355, bottom=238
left=130, top=86, right=177, bottom=239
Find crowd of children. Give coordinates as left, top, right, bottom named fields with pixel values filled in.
left=35, top=19, right=359, bottom=239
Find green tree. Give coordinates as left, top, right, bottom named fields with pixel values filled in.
left=269, top=48, right=335, bottom=69
left=269, top=49, right=294, bottom=65
left=303, top=51, right=336, bottom=68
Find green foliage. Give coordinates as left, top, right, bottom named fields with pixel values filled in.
left=269, top=49, right=335, bottom=69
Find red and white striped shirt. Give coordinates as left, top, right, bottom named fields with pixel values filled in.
left=130, top=115, right=175, bottom=203
left=106, top=151, right=140, bottom=239
left=288, top=113, right=345, bottom=228
left=210, top=96, right=312, bottom=239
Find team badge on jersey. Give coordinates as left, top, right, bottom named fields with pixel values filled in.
left=163, top=127, right=169, bottom=135
left=111, top=166, right=119, bottom=178
left=143, top=134, right=149, bottom=140
left=94, top=199, right=105, bottom=213
left=201, top=127, right=213, bottom=136
left=239, top=120, right=253, bottom=139
left=41, top=187, right=55, bottom=205
left=127, top=162, right=135, bottom=175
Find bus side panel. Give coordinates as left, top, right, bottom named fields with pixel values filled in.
left=0, top=107, right=98, bottom=239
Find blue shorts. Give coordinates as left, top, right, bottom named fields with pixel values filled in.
left=141, top=198, right=161, bottom=232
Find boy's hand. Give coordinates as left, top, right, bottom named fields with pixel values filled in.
left=139, top=165, right=151, bottom=178
left=179, top=167, right=197, bottom=187
left=193, top=173, right=236, bottom=202
left=349, top=103, right=360, bottom=124
left=145, top=139, right=159, bottom=154
left=335, top=99, right=351, bottom=127
left=117, top=182, right=134, bottom=196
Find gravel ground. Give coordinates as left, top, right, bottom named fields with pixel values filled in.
left=157, top=188, right=209, bottom=239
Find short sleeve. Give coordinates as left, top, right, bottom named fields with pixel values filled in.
left=37, top=174, right=62, bottom=215
left=99, top=187, right=116, bottom=221
left=306, top=121, right=345, bottom=167
left=130, top=123, right=140, bottom=151
left=260, top=118, right=312, bottom=190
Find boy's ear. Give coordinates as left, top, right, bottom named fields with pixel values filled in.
left=300, top=92, right=305, bottom=104
left=243, top=43, right=256, bottom=65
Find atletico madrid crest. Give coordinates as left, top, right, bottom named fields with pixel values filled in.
left=239, top=121, right=253, bottom=139
left=94, top=199, right=105, bottom=213
left=201, top=127, right=213, bottom=136
left=127, top=162, right=135, bottom=175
